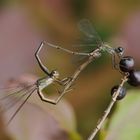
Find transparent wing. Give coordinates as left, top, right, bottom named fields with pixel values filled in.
left=70, top=20, right=103, bottom=65
left=78, top=19, right=103, bottom=45
left=0, top=83, right=37, bottom=125
left=72, top=54, right=89, bottom=66
left=69, top=19, right=103, bottom=59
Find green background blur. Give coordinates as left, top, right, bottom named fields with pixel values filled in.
left=0, top=0, right=140, bottom=140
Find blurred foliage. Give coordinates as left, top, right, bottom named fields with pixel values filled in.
left=101, top=89, right=140, bottom=140
left=0, top=0, right=8, bottom=7
left=72, top=0, right=88, bottom=18
left=0, top=0, right=18, bottom=7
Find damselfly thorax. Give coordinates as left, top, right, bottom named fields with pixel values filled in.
left=37, top=70, right=60, bottom=91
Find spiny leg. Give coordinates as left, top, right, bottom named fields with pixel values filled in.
left=35, top=42, right=51, bottom=75
left=111, top=53, right=119, bottom=70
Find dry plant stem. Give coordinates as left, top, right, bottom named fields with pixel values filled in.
left=88, top=75, right=128, bottom=140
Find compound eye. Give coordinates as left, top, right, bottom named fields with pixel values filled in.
left=52, top=70, right=57, bottom=74
left=115, top=47, right=124, bottom=56
left=53, top=70, right=59, bottom=76
left=118, top=47, right=124, bottom=52
left=54, top=71, right=58, bottom=74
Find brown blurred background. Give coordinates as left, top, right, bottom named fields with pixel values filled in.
left=0, top=0, right=140, bottom=140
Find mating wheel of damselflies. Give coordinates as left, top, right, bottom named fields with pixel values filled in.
left=2, top=20, right=138, bottom=133
left=45, top=19, right=139, bottom=140
left=44, top=20, right=127, bottom=105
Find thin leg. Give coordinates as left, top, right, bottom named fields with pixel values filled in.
left=104, top=45, right=119, bottom=70
left=46, top=42, right=90, bottom=56
left=35, top=42, right=51, bottom=75
left=111, top=53, right=118, bottom=70
left=37, top=81, right=73, bottom=105
left=59, top=77, right=72, bottom=86
left=52, top=83, right=73, bottom=94
left=52, top=83, right=62, bottom=94
left=111, top=54, right=125, bottom=75
left=37, top=89, right=59, bottom=105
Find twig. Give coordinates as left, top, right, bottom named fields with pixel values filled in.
left=88, top=75, right=128, bottom=140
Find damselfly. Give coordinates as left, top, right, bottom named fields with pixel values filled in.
left=47, top=20, right=125, bottom=72
left=0, top=19, right=127, bottom=126
left=0, top=42, right=72, bottom=125
left=45, top=19, right=125, bottom=87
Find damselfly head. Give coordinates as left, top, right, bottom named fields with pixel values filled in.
left=51, top=70, right=59, bottom=79
left=115, top=47, right=124, bottom=56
